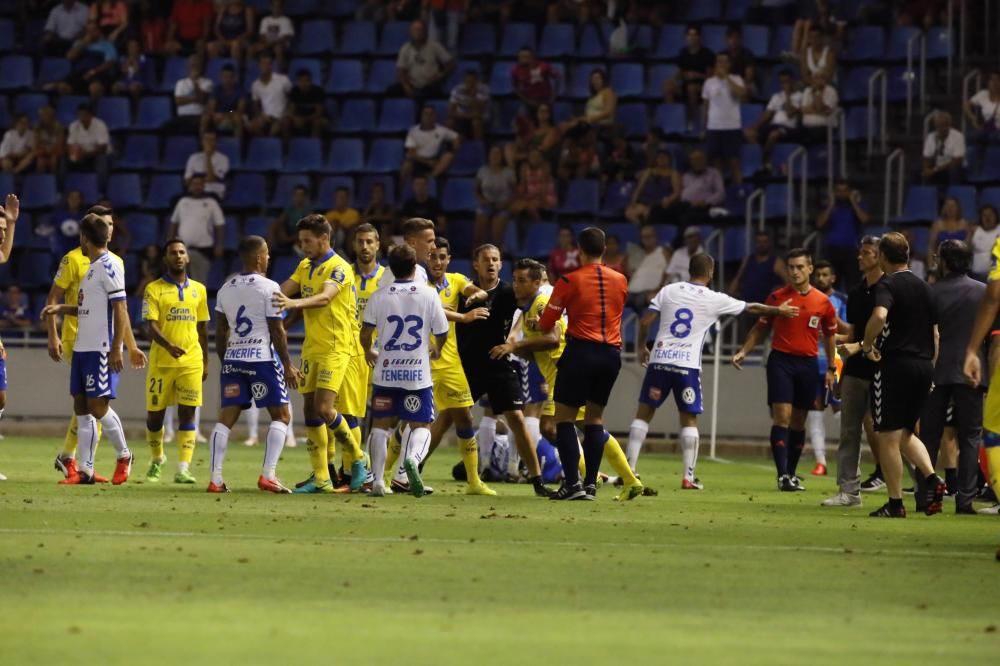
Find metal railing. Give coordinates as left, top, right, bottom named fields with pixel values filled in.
left=961, top=69, right=982, bottom=135
left=883, top=148, right=905, bottom=224
left=905, top=30, right=926, bottom=133
left=708, top=317, right=738, bottom=459
left=827, top=108, right=847, bottom=199
left=947, top=0, right=955, bottom=92
left=786, top=146, right=807, bottom=241
left=704, top=227, right=724, bottom=291
left=867, top=68, right=888, bottom=157
left=744, top=188, right=766, bottom=257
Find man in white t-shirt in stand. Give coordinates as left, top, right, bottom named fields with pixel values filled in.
left=184, top=130, right=229, bottom=200
left=248, top=53, right=291, bottom=137
left=799, top=71, right=839, bottom=146
left=254, top=0, right=295, bottom=66
left=625, top=253, right=799, bottom=488
left=401, top=106, right=461, bottom=183
left=361, top=243, right=449, bottom=497
left=702, top=52, right=747, bottom=184
left=748, top=68, right=802, bottom=168
left=921, top=110, right=965, bottom=189
left=173, top=56, right=212, bottom=134
left=626, top=223, right=669, bottom=312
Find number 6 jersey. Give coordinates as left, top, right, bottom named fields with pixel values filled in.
left=648, top=282, right=747, bottom=369
left=215, top=272, right=284, bottom=362
left=363, top=280, right=449, bottom=390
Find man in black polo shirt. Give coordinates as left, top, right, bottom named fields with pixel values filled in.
left=851, top=232, right=946, bottom=518
left=457, top=244, right=551, bottom=497
left=665, top=25, right=715, bottom=124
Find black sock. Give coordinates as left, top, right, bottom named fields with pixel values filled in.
left=888, top=497, right=904, bottom=510
left=925, top=471, right=942, bottom=485
left=770, top=425, right=790, bottom=476
left=787, top=429, right=806, bottom=476
left=555, top=422, right=580, bottom=487
left=581, top=425, right=605, bottom=487
left=945, top=468, right=957, bottom=492
left=873, top=464, right=883, bottom=479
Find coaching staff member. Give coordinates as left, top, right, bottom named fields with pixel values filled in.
left=538, top=227, right=628, bottom=500
left=851, top=232, right=946, bottom=518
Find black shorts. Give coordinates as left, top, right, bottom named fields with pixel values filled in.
left=872, top=355, right=933, bottom=432
left=553, top=337, right=622, bottom=409
left=766, top=350, right=818, bottom=410
left=705, top=129, right=743, bottom=161
left=467, top=361, right=524, bottom=414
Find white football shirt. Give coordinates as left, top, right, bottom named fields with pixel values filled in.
left=377, top=263, right=428, bottom=292
left=648, top=282, right=746, bottom=369
left=215, top=272, right=283, bottom=362
left=364, top=280, right=449, bottom=390
left=75, top=252, right=127, bottom=353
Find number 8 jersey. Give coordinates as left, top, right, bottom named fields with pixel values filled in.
left=363, top=280, right=449, bottom=390
left=215, top=272, right=284, bottom=362
left=648, top=282, right=747, bottom=369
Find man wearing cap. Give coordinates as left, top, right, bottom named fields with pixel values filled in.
left=665, top=227, right=705, bottom=284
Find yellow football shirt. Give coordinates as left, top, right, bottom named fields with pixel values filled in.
left=291, top=250, right=356, bottom=357
left=430, top=272, right=469, bottom=374
left=324, top=207, right=361, bottom=232
left=522, top=290, right=566, bottom=384
left=989, top=237, right=1000, bottom=282
left=142, top=277, right=210, bottom=368
left=352, top=263, right=386, bottom=325
left=53, top=247, right=124, bottom=353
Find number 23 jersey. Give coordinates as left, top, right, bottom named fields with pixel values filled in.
left=363, top=280, right=449, bottom=390
left=648, top=282, right=747, bottom=369
left=215, top=273, right=284, bottom=362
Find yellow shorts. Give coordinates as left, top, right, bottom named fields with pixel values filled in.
left=985, top=379, right=1000, bottom=433
left=541, top=368, right=584, bottom=419
left=433, top=369, right=474, bottom=411
left=300, top=352, right=351, bottom=395
left=146, top=365, right=203, bottom=411
left=338, top=353, right=370, bottom=417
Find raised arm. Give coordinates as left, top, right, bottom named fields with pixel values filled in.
left=273, top=280, right=340, bottom=312
left=0, top=193, right=19, bottom=263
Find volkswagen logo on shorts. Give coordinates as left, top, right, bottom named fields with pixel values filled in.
left=251, top=382, right=269, bottom=401
left=403, top=395, right=421, bottom=413
left=682, top=388, right=696, bottom=405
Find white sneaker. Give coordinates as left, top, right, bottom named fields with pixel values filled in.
left=978, top=503, right=1000, bottom=515
left=371, top=481, right=386, bottom=497
left=243, top=437, right=258, bottom=447
left=195, top=432, right=208, bottom=444
left=285, top=433, right=297, bottom=448
left=0, top=471, right=7, bottom=481
left=164, top=431, right=175, bottom=444
left=822, top=492, right=862, bottom=507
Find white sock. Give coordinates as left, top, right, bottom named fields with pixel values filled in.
left=286, top=402, right=295, bottom=442
left=246, top=406, right=259, bottom=440
left=210, top=423, right=231, bottom=485
left=77, top=414, right=98, bottom=475
left=524, top=416, right=541, bottom=445
left=477, top=416, right=497, bottom=474
left=394, top=424, right=412, bottom=482
left=164, top=406, right=176, bottom=438
left=100, top=408, right=130, bottom=460
left=193, top=406, right=202, bottom=433
left=403, top=426, right=432, bottom=466
left=627, top=418, right=649, bottom=472
left=807, top=410, right=826, bottom=465
left=263, top=421, right=288, bottom=479
left=679, top=426, right=699, bottom=482
left=178, top=461, right=189, bottom=473
left=369, top=428, right=389, bottom=485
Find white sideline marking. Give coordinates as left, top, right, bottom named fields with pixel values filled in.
left=708, top=456, right=776, bottom=472
left=0, top=527, right=989, bottom=561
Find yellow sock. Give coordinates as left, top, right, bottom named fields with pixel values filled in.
left=331, top=414, right=363, bottom=462
left=604, top=433, right=639, bottom=486
left=351, top=425, right=364, bottom=464
left=986, top=445, right=1000, bottom=499
left=328, top=432, right=341, bottom=470
left=459, top=433, right=480, bottom=484
left=61, top=414, right=78, bottom=458
left=177, top=428, right=196, bottom=465
left=305, top=424, right=331, bottom=483
left=385, top=427, right=402, bottom=478
left=147, top=428, right=165, bottom=461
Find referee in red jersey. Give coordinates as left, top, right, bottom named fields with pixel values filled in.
left=538, top=227, right=628, bottom=500
left=733, top=249, right=838, bottom=492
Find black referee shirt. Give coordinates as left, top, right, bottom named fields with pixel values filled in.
left=456, top=279, right=518, bottom=371
left=843, top=274, right=882, bottom=381
left=873, top=269, right=937, bottom=360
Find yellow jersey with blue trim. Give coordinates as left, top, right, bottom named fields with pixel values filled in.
left=989, top=237, right=1000, bottom=282
left=429, top=272, right=469, bottom=374
left=522, top=290, right=566, bottom=383
left=290, top=250, right=356, bottom=357
left=142, top=277, right=210, bottom=368
left=53, top=247, right=124, bottom=353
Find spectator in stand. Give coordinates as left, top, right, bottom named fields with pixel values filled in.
left=253, top=0, right=294, bottom=66
left=626, top=223, right=668, bottom=311
left=324, top=187, right=361, bottom=245
left=401, top=106, right=461, bottom=182
left=817, top=181, right=872, bottom=288
left=508, top=148, right=557, bottom=222
left=135, top=244, right=163, bottom=298
left=400, top=175, right=447, bottom=234
left=201, top=63, right=246, bottom=138
left=799, top=25, right=837, bottom=87
left=792, top=0, right=846, bottom=57
left=167, top=174, right=225, bottom=282
left=799, top=72, right=838, bottom=144
left=207, top=0, right=254, bottom=61
left=547, top=0, right=595, bottom=24
left=547, top=225, right=580, bottom=281
left=135, top=0, right=170, bottom=55
left=394, top=19, right=454, bottom=101
left=184, top=130, right=229, bottom=200
left=511, top=47, right=559, bottom=112
left=0, top=286, right=32, bottom=330
left=269, top=184, right=312, bottom=255
left=363, top=182, right=396, bottom=240
left=664, top=227, right=705, bottom=284
left=89, top=0, right=129, bottom=44
left=426, top=0, right=465, bottom=51
left=112, top=38, right=149, bottom=102
left=729, top=230, right=787, bottom=303
left=676, top=149, right=724, bottom=240
left=664, top=26, right=714, bottom=127
left=98, top=196, right=130, bottom=255
left=50, top=190, right=86, bottom=257
left=724, top=27, right=757, bottom=98
left=702, top=52, right=747, bottom=184
left=41, top=0, right=89, bottom=55
left=625, top=150, right=681, bottom=225
left=474, top=145, right=516, bottom=249
left=602, top=133, right=635, bottom=186
left=928, top=196, right=972, bottom=272
left=165, top=0, right=214, bottom=56
left=971, top=204, right=1000, bottom=281
left=505, top=102, right=561, bottom=168
left=561, top=68, right=617, bottom=138
left=172, top=56, right=213, bottom=134
left=557, top=127, right=600, bottom=183
left=0, top=115, right=36, bottom=174
left=66, top=104, right=110, bottom=188
left=49, top=20, right=118, bottom=98
left=34, top=106, right=66, bottom=174
left=603, top=235, right=628, bottom=276
left=963, top=73, right=1000, bottom=176
left=247, top=53, right=291, bottom=137
left=922, top=110, right=965, bottom=188
left=281, top=69, right=327, bottom=140
left=747, top=69, right=802, bottom=167
left=448, top=69, right=491, bottom=141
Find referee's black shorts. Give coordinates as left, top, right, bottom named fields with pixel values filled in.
left=553, top=336, right=622, bottom=409
left=872, top=355, right=933, bottom=432
left=467, top=360, right=525, bottom=414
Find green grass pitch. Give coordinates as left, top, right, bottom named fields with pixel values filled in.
left=1, top=436, right=997, bottom=665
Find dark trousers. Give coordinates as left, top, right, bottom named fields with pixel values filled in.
left=919, top=383, right=984, bottom=509
left=825, top=243, right=860, bottom=291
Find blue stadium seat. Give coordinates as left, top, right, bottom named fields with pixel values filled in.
left=768, top=143, right=800, bottom=174
left=159, top=136, right=199, bottom=171
left=644, top=64, right=677, bottom=99
left=359, top=175, right=395, bottom=205
left=324, top=138, right=364, bottom=173
left=680, top=0, right=721, bottom=21
left=145, top=174, right=184, bottom=210
left=946, top=185, right=977, bottom=220
left=522, top=222, right=558, bottom=257
left=844, top=26, right=885, bottom=62
left=743, top=25, right=769, bottom=58
left=537, top=23, right=573, bottom=59
left=452, top=141, right=485, bottom=176
left=0, top=96, right=9, bottom=129
left=461, top=23, right=497, bottom=57
left=442, top=178, right=477, bottom=213
left=725, top=0, right=752, bottom=20
left=654, top=104, right=686, bottom=137
left=501, top=23, right=536, bottom=56
left=606, top=221, right=640, bottom=246
left=600, top=181, right=636, bottom=219
left=217, top=136, right=241, bottom=169
left=764, top=183, right=789, bottom=219
left=0, top=17, right=13, bottom=50
left=0, top=54, right=31, bottom=90
left=246, top=137, right=283, bottom=171
left=399, top=177, right=437, bottom=202
left=37, top=57, right=70, bottom=86
left=225, top=173, right=267, bottom=208
left=96, top=96, right=130, bottom=131
left=158, top=56, right=188, bottom=93
left=723, top=226, right=749, bottom=262
left=296, top=19, right=335, bottom=55
left=896, top=185, right=938, bottom=223
left=616, top=103, right=649, bottom=138
left=611, top=63, right=644, bottom=99
left=558, top=179, right=599, bottom=216
left=17, top=250, right=54, bottom=287
left=968, top=147, right=1000, bottom=184
left=21, top=173, right=58, bottom=208
left=741, top=144, right=763, bottom=179
left=377, top=98, right=415, bottom=133
left=701, top=24, right=727, bottom=53
left=0, top=174, right=11, bottom=204
left=325, top=60, right=364, bottom=93
left=770, top=25, right=793, bottom=58
left=886, top=65, right=917, bottom=103
left=126, top=213, right=161, bottom=249
left=106, top=174, right=142, bottom=209
left=843, top=106, right=868, bottom=141
left=245, top=216, right=271, bottom=237
left=286, top=137, right=323, bottom=172
left=271, top=174, right=311, bottom=208
left=886, top=26, right=921, bottom=61
left=206, top=256, right=229, bottom=286
left=926, top=26, right=952, bottom=61
left=979, top=187, right=1000, bottom=212
left=205, top=57, right=238, bottom=84
left=271, top=256, right=300, bottom=282
left=55, top=95, right=88, bottom=125
left=338, top=99, right=376, bottom=132
left=489, top=61, right=515, bottom=96
left=654, top=24, right=685, bottom=59
left=567, top=62, right=603, bottom=99
left=378, top=21, right=410, bottom=55
left=365, top=59, right=398, bottom=93
left=339, top=21, right=376, bottom=55
left=841, top=66, right=877, bottom=104
left=287, top=57, right=322, bottom=85
left=135, top=96, right=173, bottom=129
left=909, top=226, right=930, bottom=256
left=425, top=99, right=449, bottom=124
left=117, top=134, right=159, bottom=169
left=655, top=225, right=678, bottom=247
left=741, top=103, right=762, bottom=129
left=578, top=24, right=605, bottom=59
left=317, top=176, right=354, bottom=205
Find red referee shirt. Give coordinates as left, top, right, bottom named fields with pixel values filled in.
left=539, top=263, right=628, bottom=348
left=758, top=285, right=837, bottom=357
